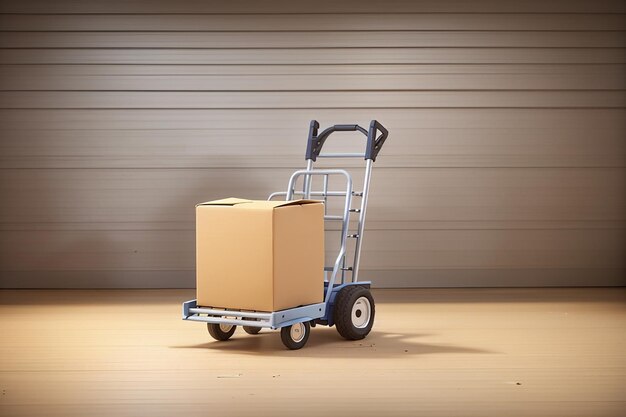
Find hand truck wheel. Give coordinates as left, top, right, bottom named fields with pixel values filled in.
left=280, top=322, right=310, bottom=350
left=207, top=323, right=236, bottom=341
left=243, top=319, right=262, bottom=335
left=334, top=286, right=375, bottom=340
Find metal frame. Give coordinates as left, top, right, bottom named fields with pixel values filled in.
left=182, top=120, right=387, bottom=330
left=183, top=299, right=326, bottom=329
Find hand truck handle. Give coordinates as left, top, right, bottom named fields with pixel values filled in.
left=365, top=120, right=389, bottom=162
left=305, top=120, right=389, bottom=162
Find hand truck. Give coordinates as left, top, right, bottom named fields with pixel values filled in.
left=182, top=120, right=389, bottom=349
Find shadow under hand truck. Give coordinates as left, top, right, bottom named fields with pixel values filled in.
left=182, top=120, right=389, bottom=349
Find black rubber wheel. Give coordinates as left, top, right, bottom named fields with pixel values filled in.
left=280, top=322, right=310, bottom=350
left=243, top=326, right=261, bottom=335
left=334, top=286, right=375, bottom=340
left=207, top=323, right=236, bottom=341
left=242, top=317, right=261, bottom=334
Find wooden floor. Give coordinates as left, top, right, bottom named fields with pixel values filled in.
left=0, top=288, right=625, bottom=417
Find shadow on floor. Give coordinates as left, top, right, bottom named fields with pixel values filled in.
left=170, top=326, right=493, bottom=358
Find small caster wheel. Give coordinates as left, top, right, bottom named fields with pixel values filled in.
left=334, top=285, right=375, bottom=340
left=243, top=326, right=261, bottom=335
left=280, top=322, right=310, bottom=350
left=207, top=323, right=236, bottom=341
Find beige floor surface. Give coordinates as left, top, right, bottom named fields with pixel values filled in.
left=1, top=288, right=625, bottom=417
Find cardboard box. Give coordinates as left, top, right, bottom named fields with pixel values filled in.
left=196, top=198, right=325, bottom=312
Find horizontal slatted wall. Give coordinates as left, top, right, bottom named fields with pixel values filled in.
left=0, top=0, right=624, bottom=288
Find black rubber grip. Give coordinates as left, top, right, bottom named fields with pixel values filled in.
left=364, top=120, right=389, bottom=162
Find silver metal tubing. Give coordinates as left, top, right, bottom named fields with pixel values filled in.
left=185, top=316, right=269, bottom=328
left=323, top=174, right=329, bottom=214
left=267, top=191, right=287, bottom=201
left=303, top=159, right=314, bottom=199
left=326, top=246, right=347, bottom=302
left=286, top=169, right=352, bottom=201
left=317, top=153, right=365, bottom=158
left=288, top=191, right=348, bottom=197
left=269, top=190, right=348, bottom=200
left=188, top=307, right=271, bottom=319
left=324, top=215, right=344, bottom=221
left=352, top=159, right=373, bottom=282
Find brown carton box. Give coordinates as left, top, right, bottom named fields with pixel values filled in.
left=196, top=198, right=325, bottom=312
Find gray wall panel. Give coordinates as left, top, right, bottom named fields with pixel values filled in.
left=3, top=65, right=626, bottom=91
left=1, top=0, right=624, bottom=13
left=0, top=1, right=624, bottom=288
left=2, top=14, right=625, bottom=31
left=2, top=48, right=624, bottom=65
